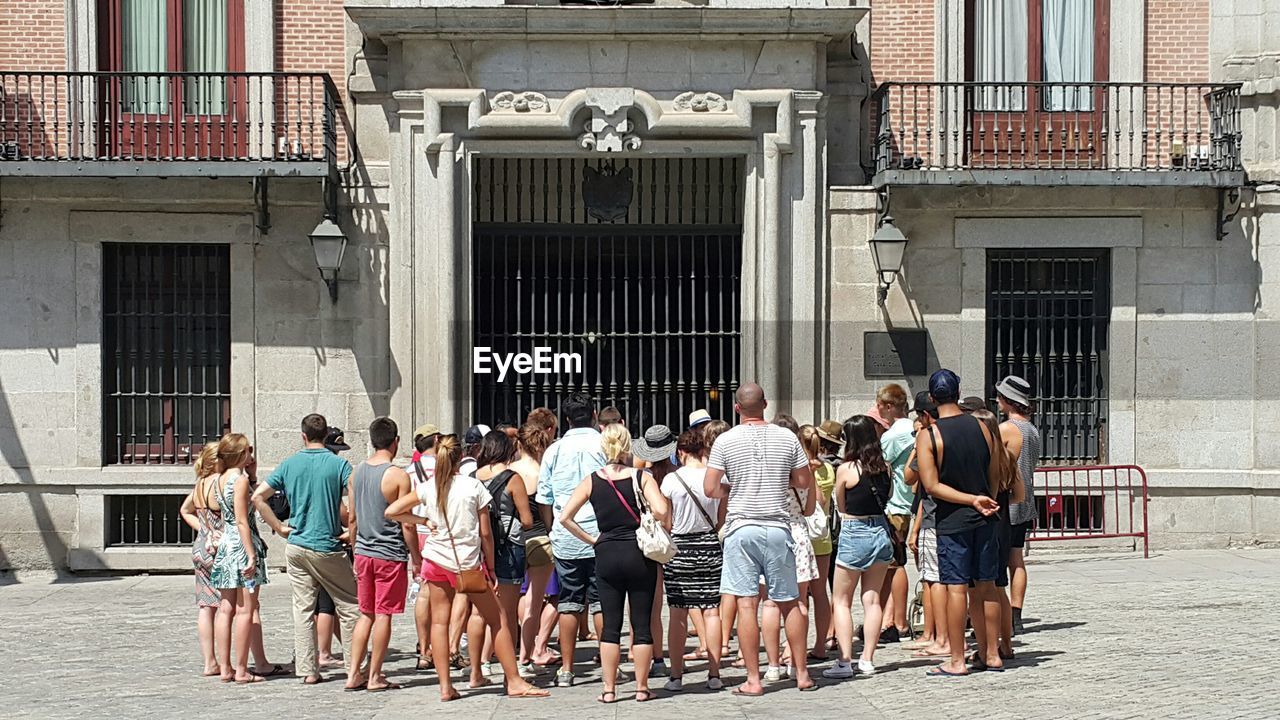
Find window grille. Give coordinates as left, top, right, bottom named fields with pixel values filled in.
left=107, top=494, right=196, bottom=546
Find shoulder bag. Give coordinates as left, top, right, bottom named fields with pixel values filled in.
left=604, top=471, right=678, bottom=564
left=793, top=486, right=830, bottom=541
left=860, top=460, right=907, bottom=566
left=671, top=469, right=719, bottom=540
left=439, top=483, right=489, bottom=595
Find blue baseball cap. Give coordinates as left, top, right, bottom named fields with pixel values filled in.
left=928, top=369, right=961, bottom=404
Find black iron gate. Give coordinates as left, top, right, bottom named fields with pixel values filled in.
left=472, top=157, right=743, bottom=432
left=986, top=249, right=1111, bottom=464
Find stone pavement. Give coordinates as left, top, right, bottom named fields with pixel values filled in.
left=0, top=549, right=1275, bottom=719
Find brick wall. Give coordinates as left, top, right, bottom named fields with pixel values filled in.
left=275, top=0, right=348, bottom=162
left=1146, top=0, right=1210, bottom=83
left=0, top=0, right=66, bottom=71
left=869, top=0, right=936, bottom=84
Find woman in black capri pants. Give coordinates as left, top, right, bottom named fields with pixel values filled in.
left=560, top=423, right=670, bottom=703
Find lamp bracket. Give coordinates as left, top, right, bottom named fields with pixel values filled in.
left=876, top=185, right=891, bottom=227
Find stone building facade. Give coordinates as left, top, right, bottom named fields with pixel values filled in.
left=0, top=0, right=1276, bottom=572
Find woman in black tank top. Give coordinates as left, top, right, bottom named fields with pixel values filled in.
left=825, top=416, right=897, bottom=680
left=558, top=425, right=670, bottom=704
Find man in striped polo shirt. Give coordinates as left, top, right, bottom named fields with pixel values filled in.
left=704, top=383, right=816, bottom=695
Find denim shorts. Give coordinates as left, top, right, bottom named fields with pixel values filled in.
left=719, top=524, right=799, bottom=602
left=937, top=521, right=1001, bottom=585
left=834, top=516, right=894, bottom=571
left=553, top=556, right=601, bottom=614
left=494, top=540, right=526, bottom=586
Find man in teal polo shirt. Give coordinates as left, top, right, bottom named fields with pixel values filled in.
left=253, top=413, right=360, bottom=685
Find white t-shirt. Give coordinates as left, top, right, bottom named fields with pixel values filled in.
left=410, top=456, right=437, bottom=536
left=660, top=467, right=720, bottom=535
left=415, top=475, right=493, bottom=573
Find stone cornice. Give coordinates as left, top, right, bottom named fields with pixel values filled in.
left=345, top=2, right=868, bottom=41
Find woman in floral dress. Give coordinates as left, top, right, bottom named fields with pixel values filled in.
left=180, top=443, right=224, bottom=677
left=210, top=433, right=271, bottom=684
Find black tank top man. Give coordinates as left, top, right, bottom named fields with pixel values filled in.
left=933, top=413, right=995, bottom=536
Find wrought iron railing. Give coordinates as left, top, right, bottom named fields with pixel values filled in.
left=871, top=81, right=1242, bottom=176
left=0, top=71, right=337, bottom=165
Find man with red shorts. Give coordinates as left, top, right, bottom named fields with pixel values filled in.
left=346, top=417, right=421, bottom=691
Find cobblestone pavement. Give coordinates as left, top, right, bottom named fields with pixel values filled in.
left=0, top=549, right=1274, bottom=719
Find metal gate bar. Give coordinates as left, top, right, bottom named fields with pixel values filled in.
left=472, top=225, right=742, bottom=433
left=986, top=249, right=1110, bottom=465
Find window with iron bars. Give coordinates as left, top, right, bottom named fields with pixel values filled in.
left=986, top=249, right=1110, bottom=465
left=102, top=243, right=231, bottom=465
left=106, top=494, right=196, bottom=546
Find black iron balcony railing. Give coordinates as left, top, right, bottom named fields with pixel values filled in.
left=0, top=71, right=337, bottom=172
left=871, top=82, right=1243, bottom=182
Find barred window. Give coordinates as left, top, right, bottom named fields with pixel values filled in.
left=102, top=243, right=231, bottom=464
left=107, top=494, right=197, bottom=546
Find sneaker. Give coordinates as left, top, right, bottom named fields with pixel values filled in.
left=663, top=677, right=683, bottom=692
left=517, top=662, right=536, bottom=679
left=650, top=659, right=669, bottom=677
left=879, top=626, right=900, bottom=644
left=857, top=659, right=876, bottom=676
left=822, top=660, right=855, bottom=679
left=554, top=670, right=575, bottom=687
left=707, top=676, right=724, bottom=691
left=764, top=665, right=786, bottom=683
left=480, top=662, right=494, bottom=677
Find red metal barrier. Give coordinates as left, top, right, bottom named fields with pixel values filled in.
left=1027, top=464, right=1149, bottom=558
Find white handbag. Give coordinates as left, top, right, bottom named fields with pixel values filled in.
left=795, top=488, right=829, bottom=541
left=606, top=471, right=678, bottom=563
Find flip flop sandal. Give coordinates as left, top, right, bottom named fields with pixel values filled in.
left=258, top=665, right=290, bottom=678
left=366, top=682, right=403, bottom=693
left=798, top=682, right=819, bottom=692
left=926, top=667, right=969, bottom=677
left=635, top=690, right=656, bottom=703
left=235, top=674, right=266, bottom=684
left=598, top=691, right=618, bottom=704
left=911, top=649, right=951, bottom=658
left=731, top=686, right=764, bottom=697
left=507, top=687, right=550, bottom=699
left=343, top=682, right=367, bottom=692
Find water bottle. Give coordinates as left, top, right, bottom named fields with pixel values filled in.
left=408, top=580, right=420, bottom=604
left=245, top=577, right=257, bottom=594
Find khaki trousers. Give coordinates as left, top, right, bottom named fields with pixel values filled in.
left=285, top=544, right=360, bottom=678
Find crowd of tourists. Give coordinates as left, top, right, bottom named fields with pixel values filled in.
left=180, top=369, right=1041, bottom=700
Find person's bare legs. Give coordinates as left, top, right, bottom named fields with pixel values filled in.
left=1009, top=547, right=1028, bottom=622
left=467, top=607, right=490, bottom=687
left=233, top=588, right=262, bottom=682
left=997, top=586, right=1014, bottom=656
left=688, top=608, right=709, bottom=655
left=317, top=612, right=340, bottom=667
left=830, top=566, right=859, bottom=663
left=631, top=639, right=654, bottom=698
left=469, top=587, right=548, bottom=697
left=414, top=590, right=432, bottom=668
left=668, top=607, right=689, bottom=679
left=533, top=599, right=558, bottom=662
left=650, top=572, right=665, bottom=668
left=939, top=583, right=970, bottom=674
left=215, top=591, right=236, bottom=681
left=428, top=582, right=460, bottom=701
left=497, top=583, right=522, bottom=666
left=449, top=594, right=469, bottom=657
left=809, top=556, right=832, bottom=659
left=366, top=615, right=395, bottom=690
left=346, top=612, right=374, bottom=690
left=558, top=610, right=580, bottom=676
left=703, top=608, right=723, bottom=682
left=891, top=566, right=910, bottom=633
left=777, top=597, right=813, bottom=690
left=923, top=580, right=951, bottom=654
left=520, top=564, right=552, bottom=664
left=761, top=597, right=782, bottom=669
left=735, top=595, right=763, bottom=693
left=197, top=606, right=219, bottom=675
left=858, top=564, right=889, bottom=665
left=248, top=606, right=273, bottom=672
left=977, top=581, right=1004, bottom=670
left=720, top=594, right=737, bottom=658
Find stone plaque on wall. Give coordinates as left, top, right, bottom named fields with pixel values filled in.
left=863, top=330, right=928, bottom=378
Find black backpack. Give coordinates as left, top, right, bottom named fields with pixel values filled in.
left=485, top=470, right=518, bottom=550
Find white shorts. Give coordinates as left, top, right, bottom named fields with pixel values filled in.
left=917, top=527, right=940, bottom=583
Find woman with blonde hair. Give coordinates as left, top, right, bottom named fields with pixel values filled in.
left=209, top=433, right=272, bottom=684
left=558, top=423, right=670, bottom=703
left=797, top=425, right=835, bottom=662
left=180, top=442, right=224, bottom=676
left=385, top=434, right=548, bottom=702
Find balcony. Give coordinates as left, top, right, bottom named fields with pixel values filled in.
left=870, top=82, right=1244, bottom=188
left=0, top=72, right=337, bottom=178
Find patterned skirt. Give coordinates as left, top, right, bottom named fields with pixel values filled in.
left=663, top=531, right=722, bottom=609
